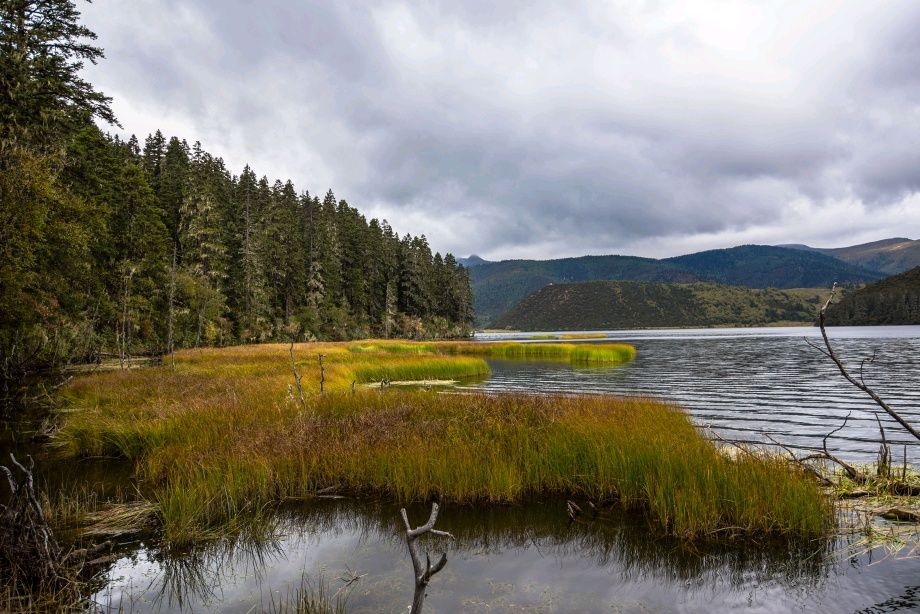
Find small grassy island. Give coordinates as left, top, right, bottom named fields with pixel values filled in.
left=54, top=340, right=830, bottom=545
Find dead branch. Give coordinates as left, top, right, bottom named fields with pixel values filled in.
left=754, top=411, right=868, bottom=485
left=566, top=500, right=582, bottom=522
left=875, top=413, right=890, bottom=478
left=400, top=503, right=454, bottom=613
left=1, top=453, right=64, bottom=588
left=288, top=341, right=306, bottom=410
left=815, top=284, right=920, bottom=441
left=819, top=412, right=867, bottom=482
left=318, top=353, right=326, bottom=395
left=762, top=434, right=835, bottom=486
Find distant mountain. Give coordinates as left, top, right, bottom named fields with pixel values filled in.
left=664, top=245, right=882, bottom=288
left=492, top=281, right=829, bottom=331
left=824, top=266, right=920, bottom=325
left=472, top=245, right=882, bottom=326
left=776, top=243, right=819, bottom=252
left=470, top=255, right=700, bottom=326
left=458, top=255, right=491, bottom=268
left=781, top=238, right=920, bottom=275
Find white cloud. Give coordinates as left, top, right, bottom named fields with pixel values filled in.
left=79, top=0, right=920, bottom=260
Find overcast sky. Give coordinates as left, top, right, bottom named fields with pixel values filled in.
left=81, top=0, right=920, bottom=261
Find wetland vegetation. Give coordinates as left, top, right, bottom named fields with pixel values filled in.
left=51, top=340, right=829, bottom=548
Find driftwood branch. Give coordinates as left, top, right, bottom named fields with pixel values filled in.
left=814, top=284, right=920, bottom=441
left=400, top=503, right=454, bottom=613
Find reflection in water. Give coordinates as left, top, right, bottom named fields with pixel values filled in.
left=92, top=499, right=920, bottom=613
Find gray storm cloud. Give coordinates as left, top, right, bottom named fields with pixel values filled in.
left=81, top=0, right=920, bottom=259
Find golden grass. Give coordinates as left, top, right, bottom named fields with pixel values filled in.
left=348, top=339, right=637, bottom=366
left=559, top=333, right=609, bottom=340
left=54, top=341, right=828, bottom=545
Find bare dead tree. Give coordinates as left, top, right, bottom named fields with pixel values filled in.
left=288, top=341, right=306, bottom=410
left=318, top=353, right=326, bottom=395
left=806, top=283, right=920, bottom=441
left=118, top=266, right=136, bottom=369
left=167, top=243, right=177, bottom=371
left=400, top=503, right=454, bottom=613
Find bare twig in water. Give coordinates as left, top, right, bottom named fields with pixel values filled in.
left=818, top=412, right=866, bottom=482
left=762, top=433, right=835, bottom=487
left=810, top=283, right=920, bottom=441
left=754, top=412, right=868, bottom=485
left=566, top=500, right=582, bottom=522
left=400, top=503, right=454, bottom=613
left=875, top=413, right=890, bottom=478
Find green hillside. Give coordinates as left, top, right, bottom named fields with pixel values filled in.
left=824, top=266, right=920, bottom=325
left=664, top=245, right=881, bottom=287
left=472, top=245, right=881, bottom=326
left=491, top=281, right=830, bottom=331
left=470, top=255, right=700, bottom=325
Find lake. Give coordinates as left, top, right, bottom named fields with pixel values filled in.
left=472, top=326, right=920, bottom=465
left=6, top=326, right=920, bottom=612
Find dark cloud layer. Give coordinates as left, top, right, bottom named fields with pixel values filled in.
left=81, top=1, right=920, bottom=259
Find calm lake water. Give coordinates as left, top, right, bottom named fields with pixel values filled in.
left=5, top=326, right=920, bottom=612
left=93, top=500, right=918, bottom=613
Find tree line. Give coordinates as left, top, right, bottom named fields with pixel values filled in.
left=0, top=0, right=473, bottom=398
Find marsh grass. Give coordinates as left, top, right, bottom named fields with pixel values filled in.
left=559, top=333, right=609, bottom=340
left=54, top=341, right=829, bottom=545
left=266, top=574, right=350, bottom=614
left=0, top=578, right=87, bottom=614
left=349, top=339, right=637, bottom=366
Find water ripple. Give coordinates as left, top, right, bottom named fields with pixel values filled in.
left=468, top=326, right=920, bottom=464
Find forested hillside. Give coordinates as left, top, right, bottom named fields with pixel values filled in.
left=470, top=255, right=700, bottom=325
left=824, top=267, right=920, bottom=325
left=472, top=245, right=879, bottom=326
left=492, top=281, right=828, bottom=331
left=0, top=1, right=473, bottom=398
left=663, top=245, right=881, bottom=287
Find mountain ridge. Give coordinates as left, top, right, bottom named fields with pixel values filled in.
left=472, top=244, right=882, bottom=325
left=781, top=238, right=920, bottom=275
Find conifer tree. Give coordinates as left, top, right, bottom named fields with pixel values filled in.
left=0, top=0, right=116, bottom=154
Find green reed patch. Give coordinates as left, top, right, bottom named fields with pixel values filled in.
left=349, top=339, right=637, bottom=367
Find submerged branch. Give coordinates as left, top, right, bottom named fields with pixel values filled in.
left=400, top=503, right=454, bottom=613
